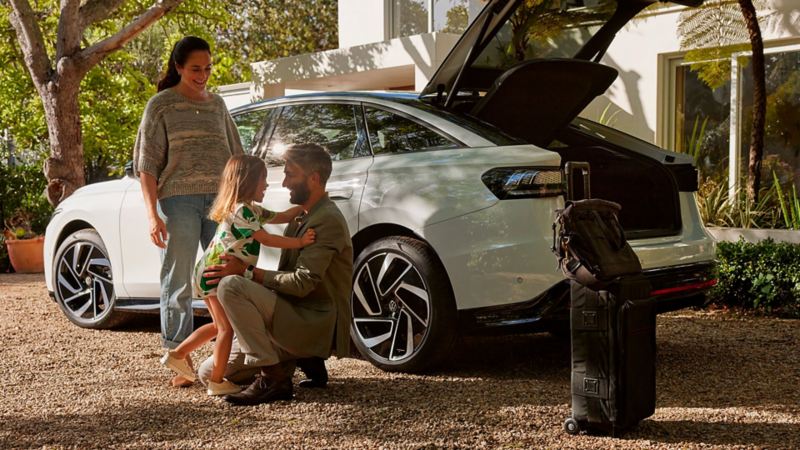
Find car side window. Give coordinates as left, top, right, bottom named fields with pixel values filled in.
left=232, top=108, right=274, bottom=154
left=263, top=103, right=370, bottom=166
left=364, top=106, right=458, bottom=155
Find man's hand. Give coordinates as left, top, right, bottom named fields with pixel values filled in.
left=203, top=254, right=247, bottom=286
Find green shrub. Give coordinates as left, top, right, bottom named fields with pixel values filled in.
left=0, top=162, right=52, bottom=272
left=0, top=235, right=9, bottom=273
left=0, top=162, right=52, bottom=235
left=709, top=238, right=800, bottom=317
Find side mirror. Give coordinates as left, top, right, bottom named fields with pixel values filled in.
left=124, top=160, right=136, bottom=178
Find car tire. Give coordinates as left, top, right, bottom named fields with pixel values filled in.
left=350, top=236, right=457, bottom=373
left=52, top=229, right=129, bottom=329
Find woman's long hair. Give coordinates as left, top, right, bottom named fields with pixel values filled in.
left=157, top=36, right=211, bottom=92
left=209, top=155, right=267, bottom=223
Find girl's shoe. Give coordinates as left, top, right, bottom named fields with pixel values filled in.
left=160, top=351, right=196, bottom=382
left=207, top=379, right=242, bottom=396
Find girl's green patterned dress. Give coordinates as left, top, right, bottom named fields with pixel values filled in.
left=193, top=202, right=276, bottom=298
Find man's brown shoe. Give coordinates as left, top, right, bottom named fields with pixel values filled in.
left=224, top=363, right=293, bottom=406
left=297, top=357, right=328, bottom=388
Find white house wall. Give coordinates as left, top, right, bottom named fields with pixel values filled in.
left=250, top=32, right=460, bottom=100
left=338, top=0, right=388, bottom=47
left=584, top=7, right=686, bottom=147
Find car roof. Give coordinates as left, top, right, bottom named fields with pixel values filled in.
left=229, top=91, right=419, bottom=115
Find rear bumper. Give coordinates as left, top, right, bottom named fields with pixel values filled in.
left=459, top=260, right=716, bottom=333
left=644, top=261, right=716, bottom=313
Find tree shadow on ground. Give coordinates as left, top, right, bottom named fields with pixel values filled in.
left=112, top=313, right=211, bottom=334
left=0, top=402, right=241, bottom=448
left=656, top=338, right=800, bottom=409
left=630, top=419, right=800, bottom=448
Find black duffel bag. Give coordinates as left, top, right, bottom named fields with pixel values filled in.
left=552, top=199, right=642, bottom=288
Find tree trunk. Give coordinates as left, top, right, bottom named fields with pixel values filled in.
left=739, top=0, right=766, bottom=203
left=8, top=0, right=186, bottom=207
left=38, top=73, right=85, bottom=206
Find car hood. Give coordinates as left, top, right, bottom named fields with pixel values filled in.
left=419, top=0, right=702, bottom=146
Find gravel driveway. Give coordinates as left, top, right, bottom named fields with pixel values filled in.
left=1, top=273, right=798, bottom=449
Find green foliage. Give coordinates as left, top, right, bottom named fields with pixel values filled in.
left=215, top=0, right=338, bottom=81
left=0, top=0, right=337, bottom=185
left=696, top=178, right=781, bottom=228
left=772, top=171, right=800, bottom=229
left=677, top=0, right=769, bottom=89
left=0, top=234, right=8, bottom=273
left=684, top=45, right=751, bottom=90
left=0, top=162, right=53, bottom=236
left=598, top=103, right=621, bottom=128
left=682, top=115, right=709, bottom=165
left=710, top=238, right=800, bottom=318
left=442, top=5, right=469, bottom=34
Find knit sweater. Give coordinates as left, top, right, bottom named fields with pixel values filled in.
left=133, top=88, right=244, bottom=199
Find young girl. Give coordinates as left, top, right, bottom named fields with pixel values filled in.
left=160, top=154, right=315, bottom=396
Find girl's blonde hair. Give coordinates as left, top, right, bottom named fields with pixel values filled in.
left=209, top=154, right=267, bottom=222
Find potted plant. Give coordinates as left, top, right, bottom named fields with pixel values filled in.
left=3, top=210, right=44, bottom=273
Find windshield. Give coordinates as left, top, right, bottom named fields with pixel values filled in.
left=471, top=0, right=617, bottom=72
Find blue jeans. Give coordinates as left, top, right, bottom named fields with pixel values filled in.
left=157, top=194, right=217, bottom=349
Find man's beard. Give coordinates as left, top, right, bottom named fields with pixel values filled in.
left=289, top=182, right=310, bottom=205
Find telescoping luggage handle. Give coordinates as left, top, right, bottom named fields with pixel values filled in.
left=565, top=161, right=591, bottom=200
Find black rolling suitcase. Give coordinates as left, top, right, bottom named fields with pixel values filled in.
left=564, top=276, right=656, bottom=436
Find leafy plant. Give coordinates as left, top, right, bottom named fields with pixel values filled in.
left=598, top=102, right=621, bottom=128
left=0, top=163, right=52, bottom=236
left=683, top=115, right=709, bottom=166
left=696, top=177, right=780, bottom=228
left=709, top=238, right=800, bottom=318
left=3, top=210, right=37, bottom=240
left=0, top=235, right=9, bottom=273
left=772, top=170, right=800, bottom=229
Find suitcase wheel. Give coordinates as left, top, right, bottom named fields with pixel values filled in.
left=563, top=417, right=580, bottom=435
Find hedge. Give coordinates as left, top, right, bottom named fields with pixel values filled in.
left=708, top=238, right=800, bottom=318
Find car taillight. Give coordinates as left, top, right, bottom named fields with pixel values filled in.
left=482, top=167, right=565, bottom=200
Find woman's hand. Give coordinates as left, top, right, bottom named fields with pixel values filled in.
left=149, top=216, right=168, bottom=248
left=202, top=254, right=246, bottom=286
left=300, top=228, right=316, bottom=246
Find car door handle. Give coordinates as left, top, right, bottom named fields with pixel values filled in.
left=329, top=188, right=353, bottom=200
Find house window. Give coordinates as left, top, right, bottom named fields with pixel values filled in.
left=669, top=44, right=800, bottom=193
left=433, top=0, right=470, bottom=34
left=673, top=63, right=732, bottom=182
left=392, top=0, right=429, bottom=38
left=391, top=0, right=474, bottom=38
left=739, top=50, right=800, bottom=191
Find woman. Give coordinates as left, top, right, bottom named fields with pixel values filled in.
left=133, top=36, right=243, bottom=387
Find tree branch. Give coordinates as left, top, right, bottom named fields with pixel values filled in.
left=76, top=0, right=186, bottom=76
left=79, top=0, right=127, bottom=30
left=57, top=0, right=81, bottom=60
left=8, top=0, right=52, bottom=90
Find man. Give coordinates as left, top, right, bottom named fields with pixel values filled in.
left=198, top=143, right=353, bottom=405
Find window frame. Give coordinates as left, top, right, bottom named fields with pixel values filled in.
left=663, top=39, right=800, bottom=199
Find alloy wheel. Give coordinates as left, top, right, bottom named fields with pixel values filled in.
left=351, top=251, right=431, bottom=363
left=55, top=241, right=115, bottom=326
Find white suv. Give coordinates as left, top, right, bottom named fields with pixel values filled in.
left=44, top=0, right=715, bottom=372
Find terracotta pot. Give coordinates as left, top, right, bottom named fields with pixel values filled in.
left=5, top=236, right=45, bottom=273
